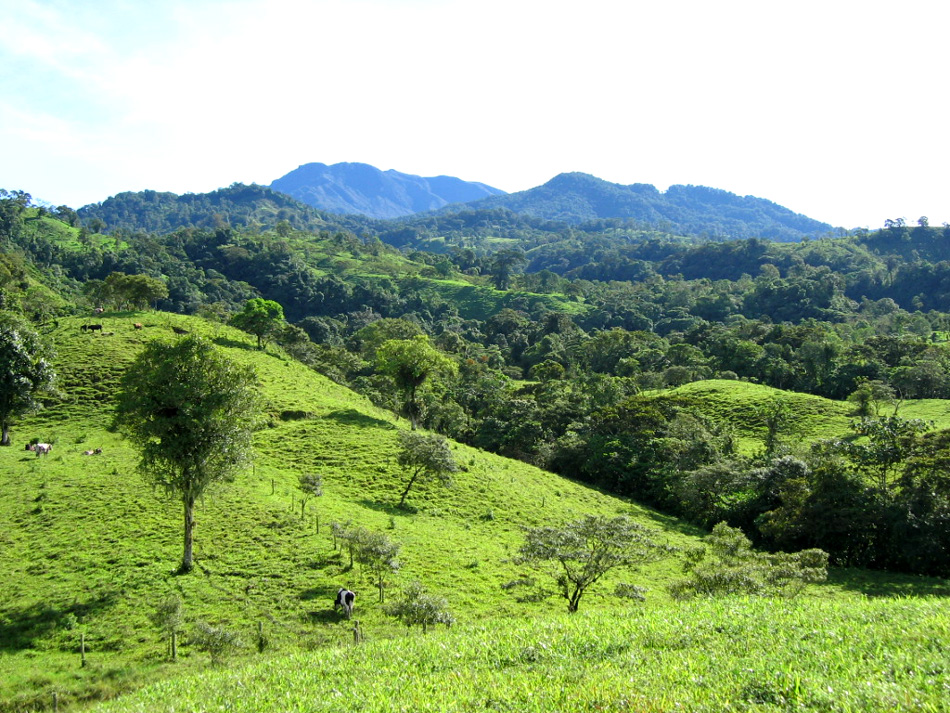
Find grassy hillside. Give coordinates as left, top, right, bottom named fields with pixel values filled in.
left=0, top=312, right=687, bottom=709
left=91, top=597, right=950, bottom=713
left=3, top=312, right=948, bottom=711
left=659, top=379, right=950, bottom=455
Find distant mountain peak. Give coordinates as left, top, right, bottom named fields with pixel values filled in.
left=270, top=162, right=506, bottom=219
left=468, top=172, right=835, bottom=241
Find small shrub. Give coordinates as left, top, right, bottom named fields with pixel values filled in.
left=386, top=581, right=454, bottom=633
left=191, top=622, right=243, bottom=664
left=614, top=583, right=647, bottom=601
left=669, top=522, right=828, bottom=600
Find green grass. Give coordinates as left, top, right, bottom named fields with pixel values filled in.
left=657, top=379, right=950, bottom=455
left=0, top=312, right=686, bottom=709
left=2, top=313, right=948, bottom=711
left=90, top=596, right=950, bottom=713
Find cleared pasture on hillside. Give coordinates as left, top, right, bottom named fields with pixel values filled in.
left=89, top=596, right=950, bottom=713
left=0, top=313, right=686, bottom=709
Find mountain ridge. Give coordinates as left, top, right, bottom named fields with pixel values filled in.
left=269, top=162, right=506, bottom=219
left=463, top=172, right=837, bottom=241
left=267, top=163, right=838, bottom=241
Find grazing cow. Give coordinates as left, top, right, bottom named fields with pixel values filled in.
left=82, top=323, right=103, bottom=333
left=133, top=323, right=143, bottom=330
left=82, top=448, right=102, bottom=455
left=334, top=588, right=356, bottom=618
left=28, top=443, right=52, bottom=456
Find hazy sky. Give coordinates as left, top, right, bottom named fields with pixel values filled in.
left=1, top=0, right=946, bottom=229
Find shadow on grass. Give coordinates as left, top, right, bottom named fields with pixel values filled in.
left=212, top=337, right=258, bottom=352
left=825, top=568, right=950, bottom=598
left=300, top=585, right=357, bottom=624
left=639, top=508, right=707, bottom=539
left=300, top=584, right=343, bottom=603
left=303, top=552, right=344, bottom=570
left=0, top=592, right=118, bottom=651
left=326, top=409, right=394, bottom=430
left=358, top=498, right=415, bottom=517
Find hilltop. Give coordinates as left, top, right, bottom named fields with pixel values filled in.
left=467, top=172, right=838, bottom=241
left=270, top=162, right=505, bottom=219
left=73, top=165, right=838, bottom=243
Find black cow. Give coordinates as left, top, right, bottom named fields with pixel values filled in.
left=334, top=588, right=355, bottom=618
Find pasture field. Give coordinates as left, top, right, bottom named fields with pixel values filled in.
left=659, top=379, right=950, bottom=454
left=91, top=597, right=950, bottom=713
left=1, top=312, right=948, bottom=711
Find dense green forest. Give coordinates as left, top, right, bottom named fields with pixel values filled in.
left=3, top=186, right=950, bottom=579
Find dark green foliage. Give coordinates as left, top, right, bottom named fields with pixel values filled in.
left=113, top=335, right=260, bottom=573
left=0, top=312, right=56, bottom=446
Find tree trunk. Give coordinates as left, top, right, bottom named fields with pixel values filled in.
left=567, top=587, right=583, bottom=613
left=179, top=496, right=195, bottom=574
left=399, top=471, right=420, bottom=507
left=408, top=385, right=418, bottom=430
left=1, top=420, right=10, bottom=446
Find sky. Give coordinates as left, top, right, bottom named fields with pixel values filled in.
left=1, top=0, right=947, bottom=229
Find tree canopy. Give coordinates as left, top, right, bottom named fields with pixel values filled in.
left=395, top=430, right=459, bottom=507
left=0, top=312, right=56, bottom=446
left=230, top=298, right=286, bottom=349
left=113, top=335, right=260, bottom=573
left=376, top=335, right=457, bottom=429
left=516, top=514, right=668, bottom=612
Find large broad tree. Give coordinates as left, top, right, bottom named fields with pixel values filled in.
left=0, top=312, right=56, bottom=446
left=113, top=335, right=260, bottom=573
left=375, top=335, right=457, bottom=429
left=489, top=249, right=527, bottom=290
left=516, top=514, right=668, bottom=613
left=230, top=298, right=285, bottom=349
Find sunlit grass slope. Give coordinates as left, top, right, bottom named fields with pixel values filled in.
left=659, top=379, right=950, bottom=454
left=91, top=597, right=950, bottom=713
left=0, top=312, right=686, bottom=709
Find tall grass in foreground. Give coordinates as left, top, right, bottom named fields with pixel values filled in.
left=93, top=596, right=949, bottom=713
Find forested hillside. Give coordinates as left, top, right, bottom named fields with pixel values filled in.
left=462, top=172, right=839, bottom=240
left=3, top=187, right=950, bottom=579
left=2, top=184, right=950, bottom=711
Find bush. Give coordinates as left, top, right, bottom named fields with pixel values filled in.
left=386, top=581, right=454, bottom=633
left=191, top=622, right=244, bottom=664
left=669, top=522, right=828, bottom=600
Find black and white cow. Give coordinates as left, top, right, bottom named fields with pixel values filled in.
left=334, top=588, right=355, bottom=618
left=27, top=442, right=52, bottom=456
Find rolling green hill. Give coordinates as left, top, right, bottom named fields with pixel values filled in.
left=3, top=312, right=949, bottom=711
left=0, top=312, right=690, bottom=709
